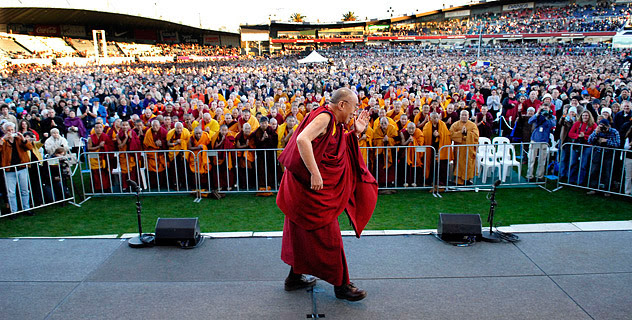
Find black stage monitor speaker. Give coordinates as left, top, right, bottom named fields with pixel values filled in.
left=437, top=213, right=482, bottom=242
left=155, top=218, right=202, bottom=247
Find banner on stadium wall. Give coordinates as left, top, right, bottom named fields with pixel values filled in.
left=181, top=34, right=199, bottom=44
left=7, top=24, right=32, bottom=34
left=134, top=29, right=157, bottom=41
left=61, top=25, right=86, bottom=37
left=445, top=10, right=470, bottom=18
left=160, top=31, right=179, bottom=43
left=203, top=35, right=221, bottom=45
left=503, top=2, right=534, bottom=11
left=33, top=25, right=60, bottom=36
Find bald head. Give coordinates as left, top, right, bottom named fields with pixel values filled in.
left=331, top=87, right=356, bottom=105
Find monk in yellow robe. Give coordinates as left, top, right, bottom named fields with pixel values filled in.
left=200, top=113, right=220, bottom=137
left=358, top=124, right=373, bottom=166
left=372, top=117, right=398, bottom=187
left=449, top=110, right=479, bottom=185
left=372, top=108, right=397, bottom=132
left=238, top=109, right=259, bottom=133
left=276, top=115, right=298, bottom=157
left=423, top=112, right=452, bottom=185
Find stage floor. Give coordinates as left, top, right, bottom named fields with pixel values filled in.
left=1, top=231, right=631, bottom=319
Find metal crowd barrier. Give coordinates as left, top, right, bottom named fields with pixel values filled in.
left=557, top=143, right=632, bottom=198
left=73, top=142, right=632, bottom=204
left=0, top=156, right=78, bottom=219
left=436, top=141, right=553, bottom=195
left=197, top=148, right=284, bottom=198
left=79, top=150, right=198, bottom=199
left=363, top=145, right=437, bottom=194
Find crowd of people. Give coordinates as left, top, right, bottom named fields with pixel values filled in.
left=386, top=3, right=631, bottom=36
left=156, top=43, right=240, bottom=57
left=0, top=41, right=631, bottom=218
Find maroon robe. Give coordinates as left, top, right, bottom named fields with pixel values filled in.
left=277, top=105, right=378, bottom=286
left=90, top=132, right=114, bottom=191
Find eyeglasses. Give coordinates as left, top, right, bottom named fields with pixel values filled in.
left=342, top=100, right=359, bottom=110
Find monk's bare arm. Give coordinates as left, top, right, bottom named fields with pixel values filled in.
left=296, top=113, right=330, bottom=191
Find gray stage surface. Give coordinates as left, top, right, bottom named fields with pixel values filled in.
left=1, top=231, right=631, bottom=319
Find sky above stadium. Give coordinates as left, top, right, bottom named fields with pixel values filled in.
left=4, top=0, right=473, bottom=33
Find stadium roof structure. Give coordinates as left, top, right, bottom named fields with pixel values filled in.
left=0, top=7, right=238, bottom=37
left=240, top=0, right=549, bottom=31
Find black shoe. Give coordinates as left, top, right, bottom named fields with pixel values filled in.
left=8, top=214, right=17, bottom=220
left=285, top=274, right=317, bottom=291
left=25, top=211, right=35, bottom=216
left=334, top=282, right=367, bottom=301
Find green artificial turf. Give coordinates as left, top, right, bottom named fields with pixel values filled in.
left=0, top=186, right=630, bottom=238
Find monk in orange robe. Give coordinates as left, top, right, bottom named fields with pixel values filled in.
left=372, top=117, right=398, bottom=187
left=400, top=122, right=425, bottom=186
left=277, top=88, right=377, bottom=301
left=449, top=110, right=479, bottom=185
left=143, top=120, right=168, bottom=189
left=186, top=127, right=211, bottom=193
left=423, top=112, right=452, bottom=186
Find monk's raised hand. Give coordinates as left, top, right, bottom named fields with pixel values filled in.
left=354, top=110, right=370, bottom=136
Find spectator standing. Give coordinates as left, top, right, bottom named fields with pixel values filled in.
left=526, top=104, right=556, bottom=181
left=0, top=122, right=34, bottom=217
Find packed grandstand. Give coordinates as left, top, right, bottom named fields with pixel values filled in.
left=0, top=0, right=631, bottom=217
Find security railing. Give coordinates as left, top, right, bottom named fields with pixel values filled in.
left=196, top=148, right=283, bottom=197
left=3, top=140, right=625, bottom=218
left=557, top=143, right=631, bottom=197
left=364, top=145, right=437, bottom=194
left=0, top=156, right=78, bottom=219
left=436, top=141, right=552, bottom=195
left=79, top=150, right=198, bottom=197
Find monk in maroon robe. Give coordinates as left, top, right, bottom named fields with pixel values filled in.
left=277, top=88, right=377, bottom=301
left=87, top=123, right=114, bottom=192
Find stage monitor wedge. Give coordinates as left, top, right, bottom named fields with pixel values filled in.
left=437, top=213, right=482, bottom=242
left=155, top=218, right=202, bottom=248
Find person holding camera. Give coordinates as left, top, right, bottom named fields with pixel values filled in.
left=586, top=119, right=620, bottom=195
left=526, top=104, right=556, bottom=181
left=0, top=122, right=34, bottom=217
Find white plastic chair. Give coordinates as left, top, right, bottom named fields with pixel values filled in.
left=492, top=136, right=510, bottom=145
left=477, top=137, right=492, bottom=170
left=495, top=144, right=521, bottom=182
left=477, top=140, right=498, bottom=183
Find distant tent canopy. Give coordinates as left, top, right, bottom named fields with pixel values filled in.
left=297, top=51, right=328, bottom=64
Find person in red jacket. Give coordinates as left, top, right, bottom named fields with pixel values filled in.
left=567, top=110, right=597, bottom=185
left=277, top=88, right=377, bottom=301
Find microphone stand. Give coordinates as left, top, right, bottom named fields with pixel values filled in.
left=482, top=180, right=502, bottom=243
left=127, top=180, right=155, bottom=248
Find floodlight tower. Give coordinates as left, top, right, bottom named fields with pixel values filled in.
left=92, top=30, right=108, bottom=62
